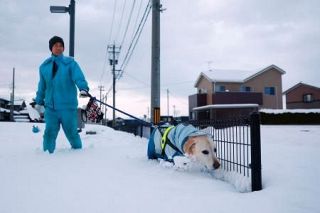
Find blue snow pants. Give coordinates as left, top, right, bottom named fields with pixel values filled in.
left=43, top=108, right=82, bottom=153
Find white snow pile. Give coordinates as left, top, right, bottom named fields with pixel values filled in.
left=0, top=122, right=319, bottom=213
left=260, top=108, right=320, bottom=114
left=161, top=156, right=251, bottom=193
left=212, top=169, right=251, bottom=192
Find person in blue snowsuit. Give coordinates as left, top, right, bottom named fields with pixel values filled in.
left=34, top=36, right=89, bottom=153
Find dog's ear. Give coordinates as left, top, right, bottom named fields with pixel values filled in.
left=184, top=139, right=196, bottom=155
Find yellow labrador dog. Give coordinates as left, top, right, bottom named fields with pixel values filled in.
left=148, top=123, right=220, bottom=170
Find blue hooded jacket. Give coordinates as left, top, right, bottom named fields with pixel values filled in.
left=35, top=54, right=89, bottom=110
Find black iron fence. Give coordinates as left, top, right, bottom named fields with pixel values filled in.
left=86, top=95, right=262, bottom=191
left=188, top=112, right=262, bottom=191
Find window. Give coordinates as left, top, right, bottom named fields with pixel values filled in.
left=240, top=86, right=251, bottom=92
left=264, top=87, right=275, bottom=95
left=303, top=94, right=313, bottom=103
left=215, top=85, right=226, bottom=92
left=198, top=88, right=207, bottom=94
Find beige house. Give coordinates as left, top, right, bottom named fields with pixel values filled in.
left=189, top=65, right=286, bottom=117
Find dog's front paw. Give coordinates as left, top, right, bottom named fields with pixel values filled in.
left=159, top=159, right=174, bottom=168
left=173, top=156, right=191, bottom=170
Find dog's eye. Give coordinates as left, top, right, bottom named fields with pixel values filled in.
left=214, top=148, right=217, bottom=153
left=202, top=150, right=209, bottom=155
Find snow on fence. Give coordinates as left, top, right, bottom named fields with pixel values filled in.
left=188, top=112, right=262, bottom=192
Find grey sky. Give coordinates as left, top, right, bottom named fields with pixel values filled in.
left=1, top=0, right=319, bottom=117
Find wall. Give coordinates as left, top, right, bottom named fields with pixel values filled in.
left=197, top=76, right=213, bottom=104
left=286, top=84, right=320, bottom=109
left=245, top=68, right=283, bottom=109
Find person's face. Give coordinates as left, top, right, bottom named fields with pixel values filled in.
left=51, top=42, right=64, bottom=56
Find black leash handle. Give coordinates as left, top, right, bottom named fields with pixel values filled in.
left=86, top=92, right=154, bottom=127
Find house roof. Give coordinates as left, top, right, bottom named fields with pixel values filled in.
left=0, top=97, right=10, bottom=102
left=283, top=82, right=320, bottom=94
left=7, top=99, right=25, bottom=106
left=194, top=64, right=286, bottom=87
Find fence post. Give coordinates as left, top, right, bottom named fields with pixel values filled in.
left=250, top=112, right=262, bottom=191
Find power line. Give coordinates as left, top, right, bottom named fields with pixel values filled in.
left=120, top=0, right=137, bottom=48
left=108, top=0, right=118, bottom=44
left=99, top=48, right=110, bottom=85
left=130, top=0, right=144, bottom=42
left=122, top=71, right=150, bottom=86
left=119, top=1, right=151, bottom=72
left=115, top=0, right=127, bottom=40
left=102, top=0, right=119, bottom=86
left=161, top=80, right=195, bottom=87
left=120, top=8, right=150, bottom=73
left=104, top=0, right=151, bottom=98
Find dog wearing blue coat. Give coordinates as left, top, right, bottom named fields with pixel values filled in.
left=148, top=123, right=220, bottom=170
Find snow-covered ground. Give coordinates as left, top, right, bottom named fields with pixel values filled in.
left=0, top=122, right=319, bottom=213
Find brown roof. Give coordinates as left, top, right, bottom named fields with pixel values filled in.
left=283, top=82, right=320, bottom=94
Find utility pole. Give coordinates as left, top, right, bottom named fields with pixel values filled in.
left=10, top=67, right=15, bottom=121
left=151, top=0, right=161, bottom=124
left=98, top=85, right=105, bottom=108
left=166, top=89, right=169, bottom=117
left=50, top=0, right=75, bottom=57
left=104, top=94, right=107, bottom=120
left=69, top=0, right=75, bottom=57
left=173, top=105, right=176, bottom=117
left=108, top=44, right=120, bottom=128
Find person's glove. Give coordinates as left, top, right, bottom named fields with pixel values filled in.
left=34, top=104, right=43, bottom=114
left=30, top=101, right=36, bottom=107
left=79, top=90, right=89, bottom=98
left=29, top=98, right=36, bottom=107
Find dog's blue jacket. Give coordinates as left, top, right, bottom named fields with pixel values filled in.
left=35, top=54, right=89, bottom=110
left=147, top=123, right=206, bottom=160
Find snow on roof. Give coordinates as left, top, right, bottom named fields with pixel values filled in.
left=202, top=69, right=258, bottom=83
left=0, top=107, right=20, bottom=114
left=7, top=99, right=25, bottom=106
left=0, top=107, right=10, bottom=113
left=260, top=108, right=320, bottom=114
left=193, top=104, right=259, bottom=111
left=0, top=97, right=10, bottom=102
left=195, top=64, right=286, bottom=87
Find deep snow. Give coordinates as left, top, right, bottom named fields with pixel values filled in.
left=0, top=122, right=319, bottom=213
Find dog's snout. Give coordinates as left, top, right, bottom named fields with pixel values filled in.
left=213, top=161, right=220, bottom=169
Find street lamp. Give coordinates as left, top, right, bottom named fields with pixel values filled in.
left=50, top=0, right=75, bottom=57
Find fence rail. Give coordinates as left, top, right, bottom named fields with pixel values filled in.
left=188, top=112, right=262, bottom=191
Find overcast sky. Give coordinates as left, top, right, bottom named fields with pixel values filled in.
left=1, top=0, right=319, bottom=118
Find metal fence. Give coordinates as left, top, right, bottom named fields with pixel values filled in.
left=188, top=112, right=262, bottom=191
left=91, top=96, right=262, bottom=191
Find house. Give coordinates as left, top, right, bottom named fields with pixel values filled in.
left=283, top=82, right=320, bottom=109
left=189, top=64, right=286, bottom=119
left=0, top=98, right=28, bottom=121
left=7, top=99, right=27, bottom=111
left=0, top=98, right=11, bottom=121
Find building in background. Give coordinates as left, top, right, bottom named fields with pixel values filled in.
left=189, top=64, right=286, bottom=119
left=284, top=82, right=320, bottom=109
left=0, top=97, right=28, bottom=121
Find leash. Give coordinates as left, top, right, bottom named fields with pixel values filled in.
left=84, top=92, right=154, bottom=127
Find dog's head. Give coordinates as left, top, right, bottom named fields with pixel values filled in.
left=183, top=136, right=220, bottom=170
